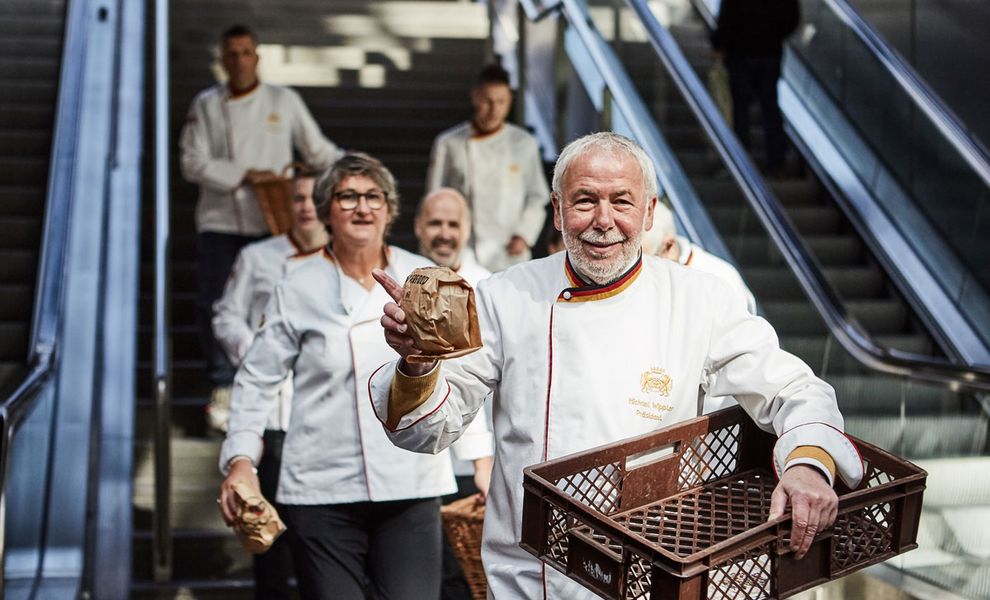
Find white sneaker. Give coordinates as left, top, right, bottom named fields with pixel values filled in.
left=206, top=386, right=232, bottom=433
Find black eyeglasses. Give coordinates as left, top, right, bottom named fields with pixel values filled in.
left=332, top=190, right=388, bottom=211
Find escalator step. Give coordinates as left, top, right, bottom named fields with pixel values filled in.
left=780, top=334, right=933, bottom=374
left=710, top=205, right=842, bottom=234
left=845, top=415, right=986, bottom=459
left=828, top=374, right=962, bottom=414
left=743, top=265, right=884, bottom=299
left=731, top=234, right=863, bottom=266
left=763, top=299, right=907, bottom=335
left=0, top=216, right=42, bottom=248
left=0, top=322, right=28, bottom=361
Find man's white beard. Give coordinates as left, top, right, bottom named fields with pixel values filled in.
left=563, top=228, right=641, bottom=285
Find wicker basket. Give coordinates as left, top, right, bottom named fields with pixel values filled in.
left=251, top=164, right=296, bottom=235
left=441, top=496, right=488, bottom=600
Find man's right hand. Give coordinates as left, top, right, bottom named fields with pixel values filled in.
left=219, top=458, right=260, bottom=526
left=372, top=269, right=437, bottom=377
left=243, top=169, right=279, bottom=185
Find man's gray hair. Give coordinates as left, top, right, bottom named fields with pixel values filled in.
left=551, top=132, right=658, bottom=200
left=314, top=152, right=400, bottom=224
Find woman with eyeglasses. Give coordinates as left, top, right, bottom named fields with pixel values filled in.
left=218, top=153, right=468, bottom=600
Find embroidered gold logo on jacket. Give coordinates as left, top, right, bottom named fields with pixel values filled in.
left=640, top=367, right=672, bottom=396
left=258, top=314, right=266, bottom=329
left=267, top=112, right=281, bottom=124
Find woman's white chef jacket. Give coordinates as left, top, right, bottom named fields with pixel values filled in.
left=368, top=253, right=864, bottom=599
left=221, top=246, right=463, bottom=505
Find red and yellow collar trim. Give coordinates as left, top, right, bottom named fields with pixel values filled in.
left=558, top=255, right=642, bottom=303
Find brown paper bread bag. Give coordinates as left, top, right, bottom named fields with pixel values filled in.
left=230, top=482, right=286, bottom=554
left=400, top=267, right=482, bottom=363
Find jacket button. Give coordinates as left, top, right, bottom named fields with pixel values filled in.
left=562, top=291, right=572, bottom=300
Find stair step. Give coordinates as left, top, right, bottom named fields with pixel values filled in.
left=0, top=57, right=59, bottom=82
left=0, top=157, right=48, bottom=186
left=710, top=205, right=843, bottom=235
left=0, top=37, right=62, bottom=60
left=0, top=322, right=29, bottom=361
left=0, top=285, right=33, bottom=321
left=743, top=265, right=885, bottom=300
left=0, top=187, right=46, bottom=217
left=780, top=334, right=934, bottom=375
left=827, top=374, right=964, bottom=414
left=0, top=250, right=38, bottom=284
left=731, top=234, right=863, bottom=266
left=763, top=299, right=908, bottom=335
left=131, top=530, right=251, bottom=582
left=846, top=415, right=987, bottom=459
left=0, top=131, right=52, bottom=157
left=0, top=15, right=65, bottom=37
left=0, top=216, right=43, bottom=249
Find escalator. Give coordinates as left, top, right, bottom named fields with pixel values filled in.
left=0, top=0, right=66, bottom=391
left=500, top=0, right=990, bottom=597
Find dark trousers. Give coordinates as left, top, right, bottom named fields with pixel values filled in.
left=195, top=231, right=265, bottom=386
left=281, top=498, right=442, bottom=600
left=441, top=476, right=479, bottom=600
left=256, top=430, right=294, bottom=599
left=726, top=55, right=787, bottom=170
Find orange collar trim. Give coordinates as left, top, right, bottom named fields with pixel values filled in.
left=559, top=255, right=642, bottom=303
left=321, top=246, right=335, bottom=263
left=469, top=121, right=504, bottom=140
left=227, top=80, right=260, bottom=99
left=288, top=232, right=326, bottom=258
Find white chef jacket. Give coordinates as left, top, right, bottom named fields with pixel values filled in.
left=675, top=236, right=757, bottom=315
left=179, top=82, right=341, bottom=236
left=221, top=246, right=461, bottom=504
left=369, top=253, right=864, bottom=599
left=426, top=122, right=549, bottom=272
left=451, top=251, right=494, bottom=477
left=212, top=233, right=322, bottom=431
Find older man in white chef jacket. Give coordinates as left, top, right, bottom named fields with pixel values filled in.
left=370, top=133, right=863, bottom=599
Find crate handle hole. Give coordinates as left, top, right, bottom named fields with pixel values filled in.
left=626, top=441, right=680, bottom=470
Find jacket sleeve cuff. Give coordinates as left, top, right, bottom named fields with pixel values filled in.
left=387, top=362, right=441, bottom=430
left=773, top=422, right=864, bottom=488
left=219, top=431, right=263, bottom=475
left=784, top=446, right=836, bottom=486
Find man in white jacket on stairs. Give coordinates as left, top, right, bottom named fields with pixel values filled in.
left=426, top=64, right=549, bottom=272
left=179, top=24, right=342, bottom=427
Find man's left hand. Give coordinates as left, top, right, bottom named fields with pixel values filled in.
left=506, top=235, right=529, bottom=256
left=768, top=464, right=838, bottom=560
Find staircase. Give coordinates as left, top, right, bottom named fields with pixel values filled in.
left=0, top=0, right=66, bottom=392
left=132, top=1, right=488, bottom=596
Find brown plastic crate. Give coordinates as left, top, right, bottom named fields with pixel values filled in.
left=520, top=406, right=927, bottom=599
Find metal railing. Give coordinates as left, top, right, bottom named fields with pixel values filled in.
left=0, top=0, right=84, bottom=591
left=152, top=0, right=173, bottom=582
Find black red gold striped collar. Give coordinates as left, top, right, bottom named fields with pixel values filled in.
left=558, top=254, right=643, bottom=303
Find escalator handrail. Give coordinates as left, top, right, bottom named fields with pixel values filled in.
left=623, top=0, right=990, bottom=393
left=0, top=0, right=86, bottom=579
left=818, top=0, right=990, bottom=188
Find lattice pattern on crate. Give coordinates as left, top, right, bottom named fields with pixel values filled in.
left=625, top=549, right=653, bottom=600
left=545, top=501, right=572, bottom=568
left=865, top=462, right=894, bottom=488
left=707, top=544, right=774, bottom=600
left=831, top=501, right=894, bottom=572
left=678, top=424, right=741, bottom=490
left=554, top=460, right=623, bottom=515
left=617, top=470, right=774, bottom=557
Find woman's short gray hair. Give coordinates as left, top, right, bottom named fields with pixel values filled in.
left=551, top=132, right=658, bottom=200
left=314, top=152, right=401, bottom=224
